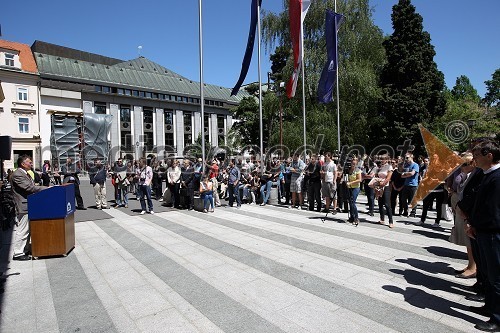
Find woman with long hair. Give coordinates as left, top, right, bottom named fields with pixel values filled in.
left=346, top=156, right=362, bottom=226
left=199, top=175, right=214, bottom=213
left=373, top=155, right=394, bottom=228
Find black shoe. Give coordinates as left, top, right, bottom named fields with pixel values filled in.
left=402, top=212, right=408, bottom=217
left=368, top=211, right=374, bottom=216
left=13, top=254, right=32, bottom=261
left=76, top=206, right=87, bottom=210
left=409, top=212, right=416, bottom=218
left=466, top=294, right=486, bottom=302
left=469, top=305, right=490, bottom=317
left=475, top=320, right=500, bottom=332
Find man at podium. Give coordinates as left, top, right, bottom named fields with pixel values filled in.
left=11, top=155, right=47, bottom=261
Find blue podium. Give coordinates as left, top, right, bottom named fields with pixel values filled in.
left=28, top=184, right=76, bottom=257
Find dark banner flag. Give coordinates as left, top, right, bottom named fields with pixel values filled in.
left=231, top=0, right=262, bottom=96
left=317, top=10, right=344, bottom=104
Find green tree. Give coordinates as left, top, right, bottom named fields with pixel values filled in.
left=260, top=0, right=386, bottom=153
left=377, top=0, right=446, bottom=152
left=484, top=68, right=500, bottom=109
left=451, top=75, right=480, bottom=103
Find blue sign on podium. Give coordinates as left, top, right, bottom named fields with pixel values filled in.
left=28, top=184, right=76, bottom=220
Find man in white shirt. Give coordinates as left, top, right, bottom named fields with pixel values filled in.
left=321, top=152, right=337, bottom=213
left=136, top=157, right=154, bottom=214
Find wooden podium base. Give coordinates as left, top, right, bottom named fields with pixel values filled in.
left=30, top=213, right=75, bottom=258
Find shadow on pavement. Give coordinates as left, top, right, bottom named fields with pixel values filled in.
left=383, top=285, right=481, bottom=325
left=424, top=246, right=468, bottom=261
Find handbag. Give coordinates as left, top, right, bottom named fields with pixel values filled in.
left=441, top=203, right=453, bottom=221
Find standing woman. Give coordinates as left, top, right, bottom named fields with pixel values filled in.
left=42, top=160, right=51, bottom=186
left=167, top=159, right=182, bottom=209
left=449, top=153, right=476, bottom=278
left=374, top=155, right=394, bottom=228
left=52, top=162, right=62, bottom=185
left=346, top=157, right=362, bottom=226
left=362, top=157, right=376, bottom=216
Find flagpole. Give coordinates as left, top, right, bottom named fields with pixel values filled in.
left=301, top=12, right=307, bottom=162
left=257, top=1, right=264, bottom=164
left=335, top=0, right=340, bottom=151
left=198, top=0, right=206, bottom=172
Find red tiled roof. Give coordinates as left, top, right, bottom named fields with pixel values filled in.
left=0, top=39, right=38, bottom=73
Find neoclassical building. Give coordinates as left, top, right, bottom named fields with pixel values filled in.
left=31, top=41, right=245, bottom=166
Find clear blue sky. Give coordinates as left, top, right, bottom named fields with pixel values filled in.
left=1, top=0, right=498, bottom=97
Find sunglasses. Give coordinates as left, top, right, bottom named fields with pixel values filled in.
left=461, top=162, right=472, bottom=167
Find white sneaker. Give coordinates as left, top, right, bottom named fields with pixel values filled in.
left=432, top=223, right=440, bottom=228
left=140, top=210, right=146, bottom=215
left=297, top=206, right=302, bottom=210
left=288, top=205, right=292, bottom=209
left=158, top=198, right=163, bottom=202
left=149, top=211, right=154, bottom=214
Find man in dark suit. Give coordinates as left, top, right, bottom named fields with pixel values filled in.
left=61, top=157, right=86, bottom=210
left=11, top=155, right=47, bottom=261
left=467, top=140, right=500, bottom=332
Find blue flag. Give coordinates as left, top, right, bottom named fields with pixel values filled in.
left=317, top=10, right=344, bottom=104
left=231, top=0, right=262, bottom=96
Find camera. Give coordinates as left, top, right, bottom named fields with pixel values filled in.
left=342, top=155, right=353, bottom=174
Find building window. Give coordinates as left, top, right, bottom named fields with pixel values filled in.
left=120, top=106, right=131, bottom=122
left=139, top=91, right=145, bottom=98
left=19, top=117, right=29, bottom=133
left=204, top=114, right=210, bottom=144
left=17, top=87, right=28, bottom=101
left=117, top=88, right=124, bottom=95
left=124, top=89, right=131, bottom=96
left=143, top=108, right=154, bottom=125
left=95, top=85, right=102, bottom=92
left=132, top=90, right=139, bottom=97
left=5, top=53, right=15, bottom=67
left=102, top=86, right=111, bottom=93
left=164, top=111, right=174, bottom=147
left=94, top=102, right=107, bottom=114
left=145, top=92, right=152, bottom=99
left=152, top=93, right=159, bottom=99
left=184, top=112, right=192, bottom=144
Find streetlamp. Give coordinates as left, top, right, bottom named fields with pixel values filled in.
left=467, top=119, right=476, bottom=128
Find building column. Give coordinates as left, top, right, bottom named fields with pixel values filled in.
left=175, top=110, right=184, bottom=156
left=133, top=106, right=143, bottom=158
left=155, top=108, right=165, bottom=154
left=110, top=104, right=119, bottom=159
left=193, top=111, right=201, bottom=142
left=210, top=114, right=218, bottom=147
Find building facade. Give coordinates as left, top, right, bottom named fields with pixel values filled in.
left=0, top=40, right=41, bottom=169
left=31, top=41, right=244, bottom=168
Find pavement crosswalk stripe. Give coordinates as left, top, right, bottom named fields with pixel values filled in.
left=95, top=218, right=286, bottom=333
left=135, top=212, right=471, bottom=333
left=45, top=253, right=118, bottom=333
left=225, top=206, right=467, bottom=264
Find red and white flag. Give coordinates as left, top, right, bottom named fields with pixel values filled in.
left=287, top=0, right=312, bottom=98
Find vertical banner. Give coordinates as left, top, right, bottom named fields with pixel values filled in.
left=317, top=10, right=344, bottom=104
left=231, top=0, right=263, bottom=96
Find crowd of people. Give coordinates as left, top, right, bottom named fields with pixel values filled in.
left=1, top=137, right=499, bottom=331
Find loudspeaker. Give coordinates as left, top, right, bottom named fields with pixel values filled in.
left=0, top=136, right=12, bottom=160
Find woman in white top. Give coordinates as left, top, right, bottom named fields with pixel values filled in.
left=374, top=155, right=394, bottom=228
left=167, top=159, right=182, bottom=208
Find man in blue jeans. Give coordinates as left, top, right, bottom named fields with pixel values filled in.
left=227, top=159, right=241, bottom=208
left=400, top=153, right=419, bottom=218
left=467, top=140, right=500, bottom=332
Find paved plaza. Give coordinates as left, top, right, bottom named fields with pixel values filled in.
left=0, top=180, right=486, bottom=332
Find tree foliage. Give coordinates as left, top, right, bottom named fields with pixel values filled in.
left=376, top=0, right=446, bottom=153
left=257, top=0, right=385, bottom=153
left=451, top=75, right=480, bottom=103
